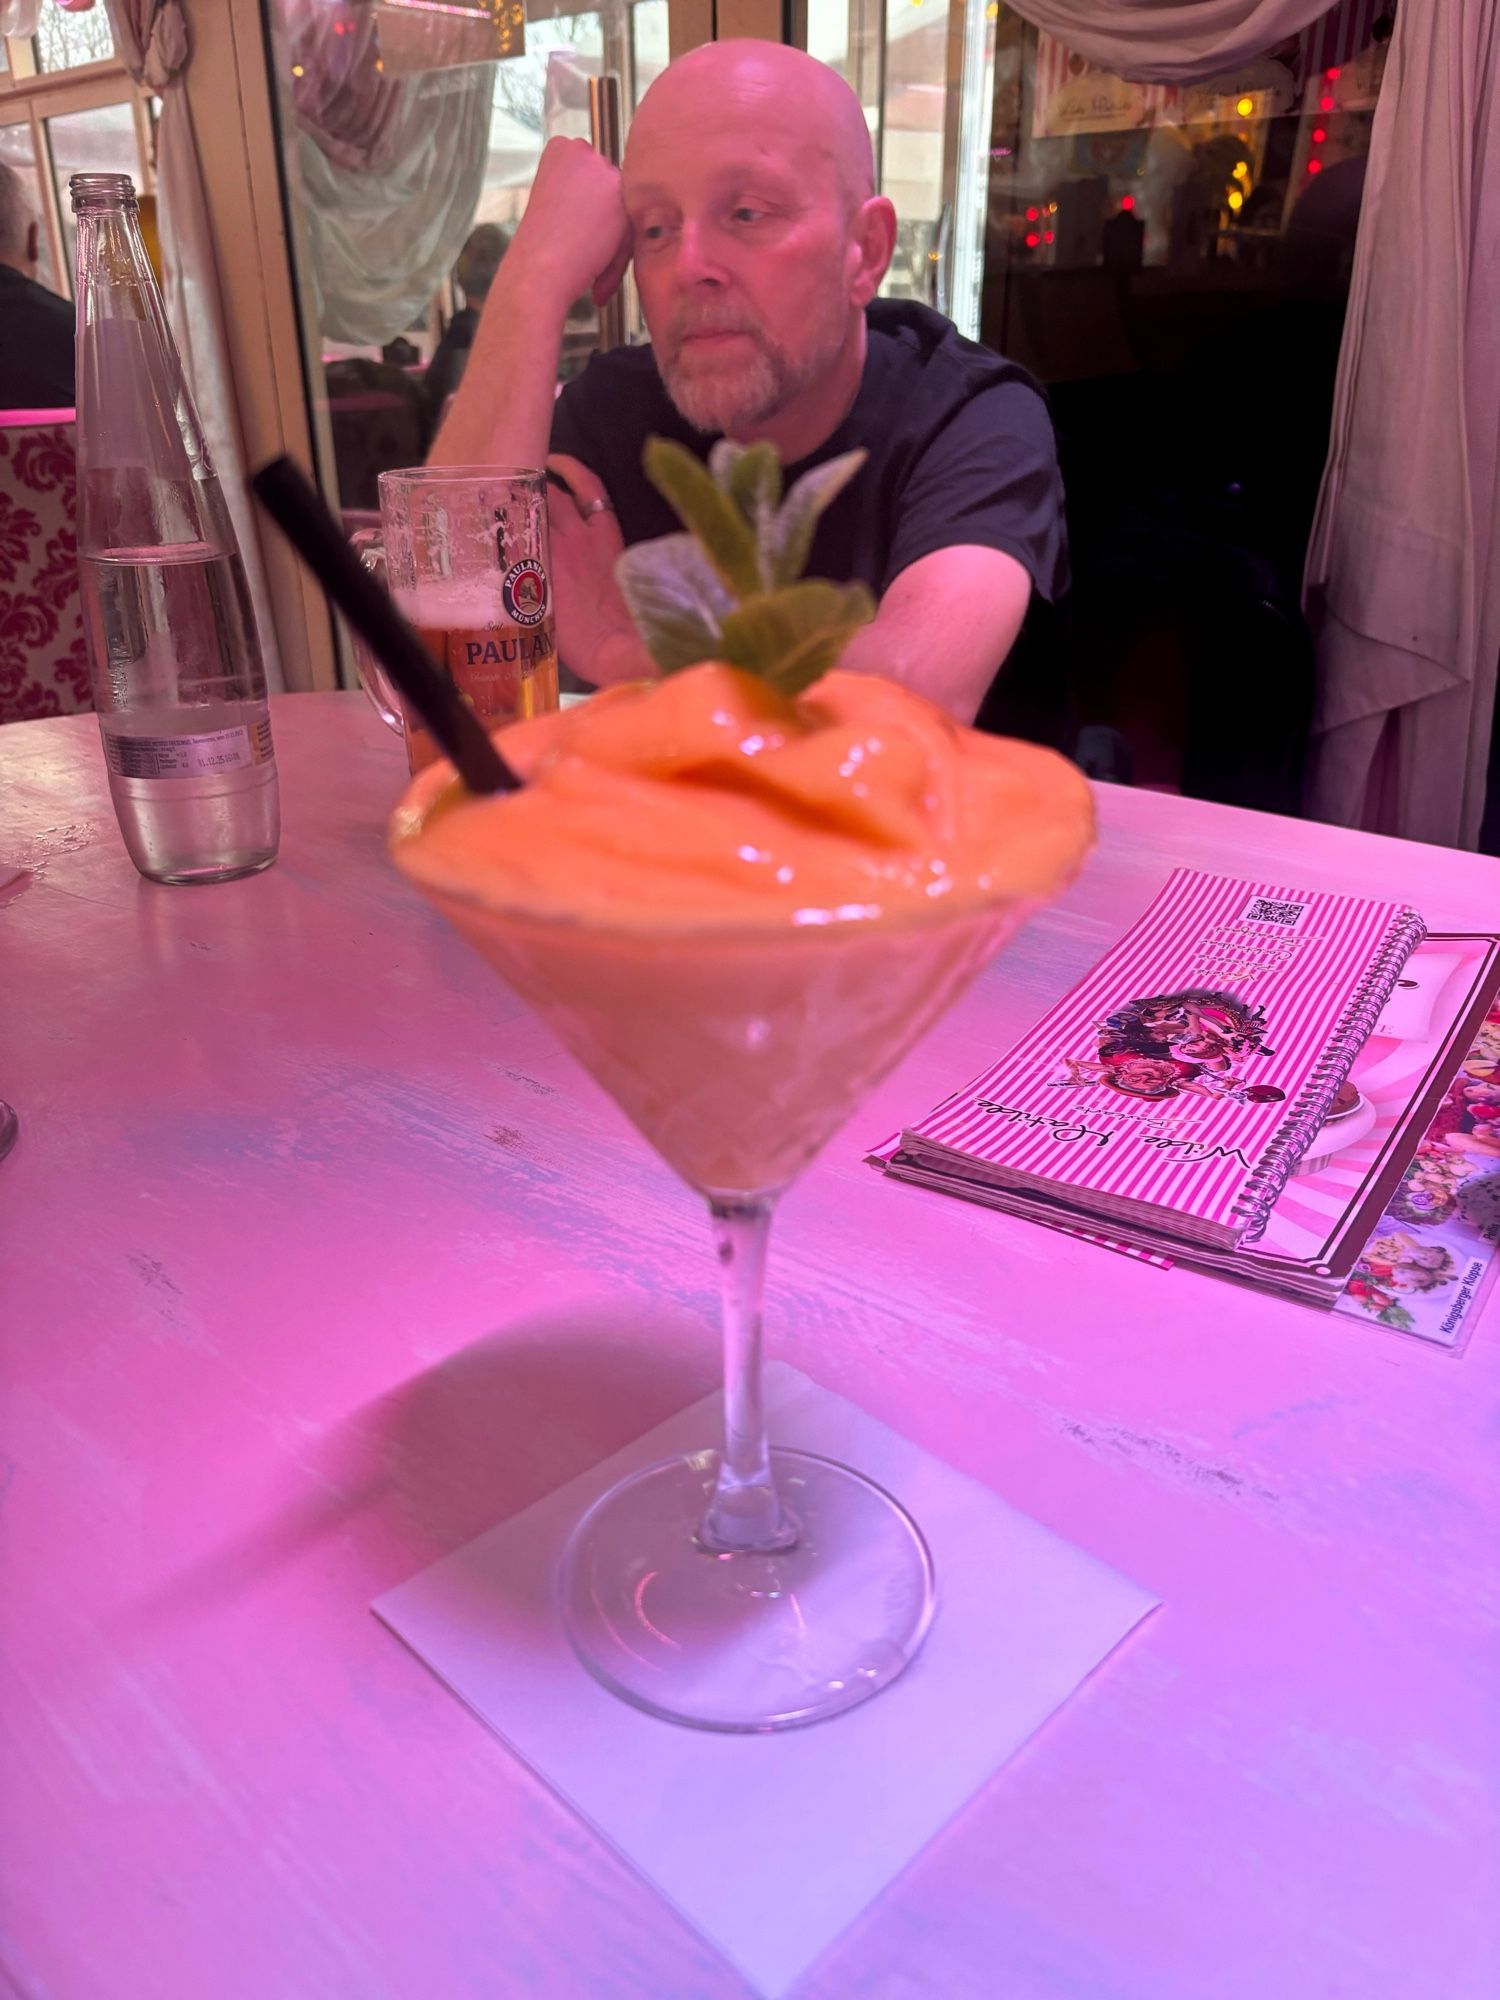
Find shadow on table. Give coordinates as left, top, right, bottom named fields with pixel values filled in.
left=114, top=1306, right=714, bottom=1637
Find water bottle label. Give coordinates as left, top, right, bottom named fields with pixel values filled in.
left=103, top=717, right=275, bottom=780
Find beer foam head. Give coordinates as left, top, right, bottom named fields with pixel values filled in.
left=394, top=579, right=508, bottom=628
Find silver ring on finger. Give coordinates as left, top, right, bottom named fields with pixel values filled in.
left=579, top=497, right=614, bottom=519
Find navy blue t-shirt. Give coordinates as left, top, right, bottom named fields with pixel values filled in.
left=550, top=298, right=1067, bottom=605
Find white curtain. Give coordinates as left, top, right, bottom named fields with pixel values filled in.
left=1002, top=0, right=1338, bottom=81
left=282, top=0, right=494, bottom=347
left=1302, top=0, right=1500, bottom=848
left=103, top=0, right=285, bottom=690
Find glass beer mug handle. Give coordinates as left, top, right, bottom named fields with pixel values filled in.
left=348, top=530, right=405, bottom=735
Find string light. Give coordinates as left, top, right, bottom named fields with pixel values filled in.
left=1312, top=126, right=1327, bottom=143
left=1236, top=95, right=1255, bottom=117
left=1121, top=194, right=1135, bottom=211
left=1043, top=229, right=1054, bottom=243
left=1024, top=231, right=1040, bottom=247
left=1307, top=157, right=1323, bottom=174
left=1227, top=189, right=1243, bottom=212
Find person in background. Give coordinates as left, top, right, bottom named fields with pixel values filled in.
left=0, top=162, right=75, bottom=410
left=424, top=222, right=509, bottom=422
left=431, top=41, right=1066, bottom=725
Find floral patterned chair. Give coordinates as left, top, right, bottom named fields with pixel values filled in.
left=0, top=410, right=92, bottom=724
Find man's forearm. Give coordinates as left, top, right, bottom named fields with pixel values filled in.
left=429, top=262, right=570, bottom=469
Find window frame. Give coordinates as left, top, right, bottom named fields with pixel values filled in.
left=0, top=32, right=155, bottom=300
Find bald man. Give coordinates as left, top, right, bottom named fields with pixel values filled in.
left=433, top=40, right=1065, bottom=723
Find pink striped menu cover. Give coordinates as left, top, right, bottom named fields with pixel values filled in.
left=897, top=871, right=1425, bottom=1249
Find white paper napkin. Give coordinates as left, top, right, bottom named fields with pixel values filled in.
left=375, top=1363, right=1158, bottom=1996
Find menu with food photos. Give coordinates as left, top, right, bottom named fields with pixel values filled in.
left=873, top=931, right=1500, bottom=1342
left=884, top=870, right=1425, bottom=1251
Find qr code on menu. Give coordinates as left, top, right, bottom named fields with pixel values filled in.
left=1243, top=895, right=1307, bottom=927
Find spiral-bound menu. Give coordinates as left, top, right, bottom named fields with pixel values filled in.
left=887, top=870, right=1426, bottom=1251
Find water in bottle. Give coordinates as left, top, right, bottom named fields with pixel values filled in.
left=72, top=172, right=279, bottom=884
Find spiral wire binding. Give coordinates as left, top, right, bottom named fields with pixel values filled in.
left=1231, top=907, right=1429, bottom=1244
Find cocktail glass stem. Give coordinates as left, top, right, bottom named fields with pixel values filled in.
left=699, top=1195, right=799, bottom=1554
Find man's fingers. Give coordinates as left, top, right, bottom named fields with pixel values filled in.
left=547, top=454, right=610, bottom=515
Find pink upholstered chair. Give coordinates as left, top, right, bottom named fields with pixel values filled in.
left=0, top=409, right=92, bottom=725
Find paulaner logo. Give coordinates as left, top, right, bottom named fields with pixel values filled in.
left=503, top=557, right=548, bottom=627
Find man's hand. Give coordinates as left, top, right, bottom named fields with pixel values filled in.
left=510, top=140, right=633, bottom=313
left=547, top=454, right=655, bottom=688
left=432, top=142, right=631, bottom=471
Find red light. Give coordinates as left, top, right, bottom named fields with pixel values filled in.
left=1326, top=66, right=1341, bottom=79
left=1024, top=231, right=1040, bottom=247
left=1307, top=158, right=1323, bottom=174
left=1319, top=94, right=1335, bottom=111
left=1312, top=127, right=1327, bottom=143
left=1121, top=194, right=1135, bottom=211
left=1044, top=230, right=1054, bottom=244
left=1025, top=206, right=1039, bottom=221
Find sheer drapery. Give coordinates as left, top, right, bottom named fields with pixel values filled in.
left=1302, top=0, right=1499, bottom=847
left=103, top=0, right=283, bottom=688
left=1004, top=0, right=1337, bottom=82
left=281, top=0, right=494, bottom=348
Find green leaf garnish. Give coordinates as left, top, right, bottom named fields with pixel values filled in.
left=621, top=436, right=871, bottom=691
left=615, top=533, right=732, bottom=673
left=641, top=440, right=762, bottom=599
left=718, top=581, right=876, bottom=698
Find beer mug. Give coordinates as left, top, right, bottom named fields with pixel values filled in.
left=351, top=465, right=558, bottom=772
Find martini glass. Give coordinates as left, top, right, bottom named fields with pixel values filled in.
left=392, top=766, right=1074, bottom=1731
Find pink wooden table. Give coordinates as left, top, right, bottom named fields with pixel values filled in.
left=4, top=692, right=1498, bottom=1999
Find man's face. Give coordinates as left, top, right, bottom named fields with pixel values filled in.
left=623, top=102, right=863, bottom=438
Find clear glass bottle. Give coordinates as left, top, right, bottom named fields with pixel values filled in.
left=71, top=172, right=279, bottom=885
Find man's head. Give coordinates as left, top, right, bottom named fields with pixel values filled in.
left=623, top=40, right=895, bottom=441
left=454, top=222, right=508, bottom=305
left=0, top=161, right=41, bottom=280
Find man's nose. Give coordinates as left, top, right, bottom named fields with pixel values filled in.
left=673, top=220, right=727, bottom=289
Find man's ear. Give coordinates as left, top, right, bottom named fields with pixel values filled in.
left=848, top=195, right=896, bottom=307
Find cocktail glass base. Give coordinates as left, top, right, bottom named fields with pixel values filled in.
left=557, top=1446, right=936, bottom=1733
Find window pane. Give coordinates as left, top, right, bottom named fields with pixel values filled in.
left=0, top=120, right=56, bottom=292
left=630, top=0, right=668, bottom=110
left=881, top=0, right=952, bottom=303
left=34, top=1, right=116, bottom=73
left=46, top=99, right=139, bottom=292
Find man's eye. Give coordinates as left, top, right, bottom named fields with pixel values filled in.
left=731, top=206, right=766, bottom=225
left=638, top=222, right=670, bottom=244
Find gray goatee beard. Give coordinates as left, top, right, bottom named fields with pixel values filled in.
left=657, top=301, right=851, bottom=438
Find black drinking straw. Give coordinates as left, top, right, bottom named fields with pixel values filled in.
left=250, top=455, right=518, bottom=796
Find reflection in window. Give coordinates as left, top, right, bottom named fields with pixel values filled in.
left=34, top=0, right=116, bottom=73
left=47, top=100, right=139, bottom=291
left=984, top=14, right=1390, bottom=355
left=0, top=122, right=56, bottom=292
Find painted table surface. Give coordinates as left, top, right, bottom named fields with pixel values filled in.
left=3, top=693, right=1498, bottom=2000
